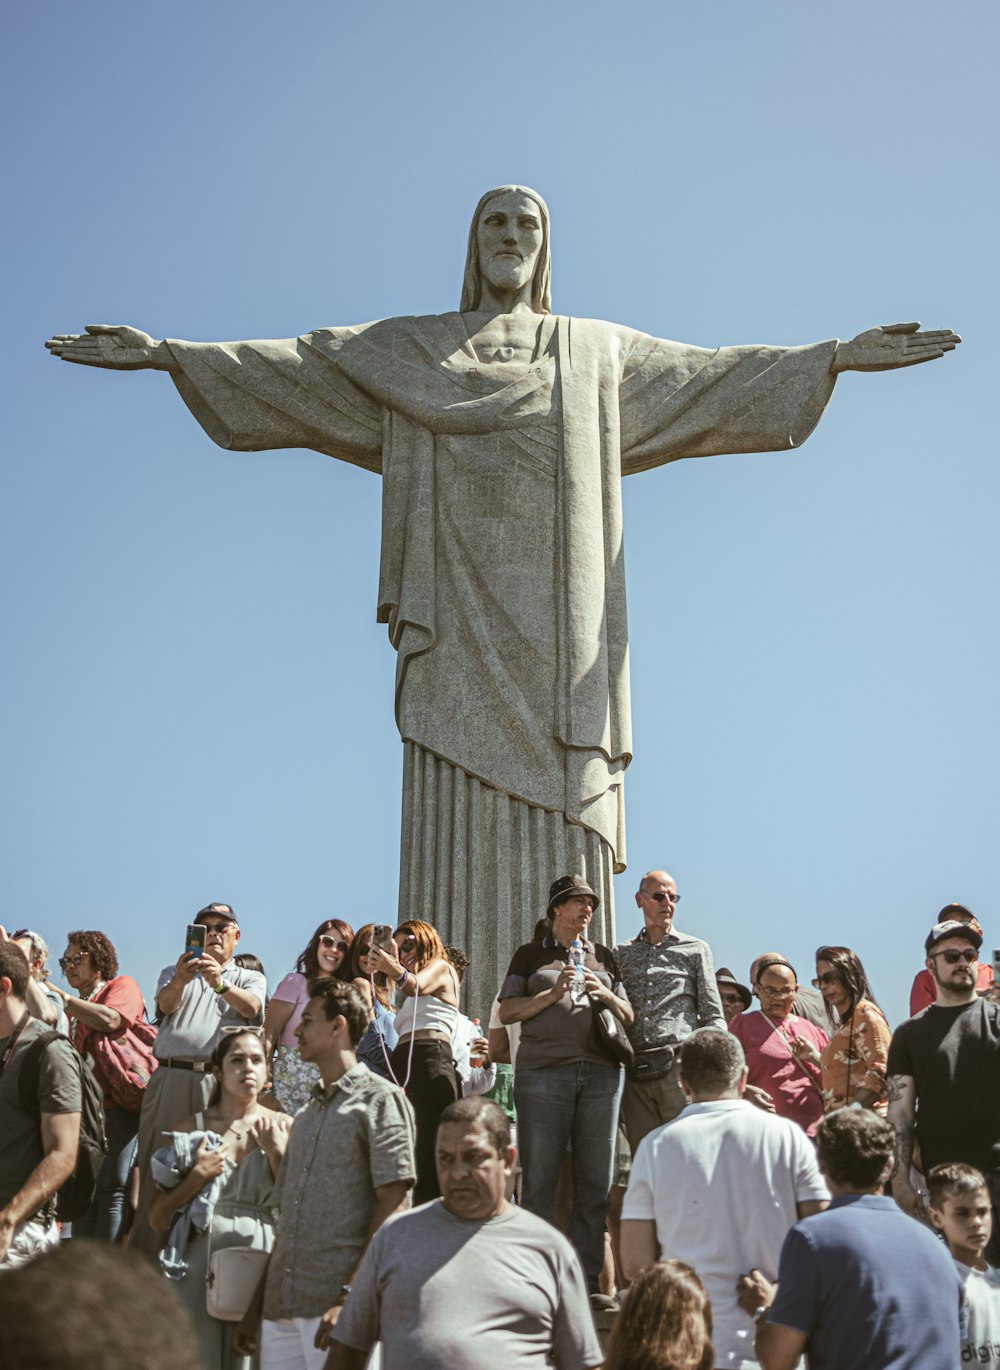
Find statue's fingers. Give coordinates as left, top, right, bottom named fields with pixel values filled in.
left=898, top=349, right=945, bottom=367
left=84, top=323, right=125, bottom=335
left=881, top=321, right=921, bottom=334
left=910, top=329, right=960, bottom=343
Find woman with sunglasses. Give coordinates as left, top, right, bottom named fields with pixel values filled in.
left=262, top=920, right=354, bottom=1114
left=370, top=919, right=460, bottom=1203
left=149, top=1028, right=291, bottom=1370
left=49, top=930, right=147, bottom=1242
left=348, top=924, right=399, bottom=1078
left=790, top=947, right=892, bottom=1114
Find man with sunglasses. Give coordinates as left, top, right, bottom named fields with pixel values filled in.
left=131, top=902, right=267, bottom=1256
left=887, top=918, right=1000, bottom=1262
left=614, top=870, right=726, bottom=1150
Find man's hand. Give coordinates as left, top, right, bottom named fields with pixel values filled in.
left=44, top=324, right=175, bottom=370
left=231, top=1315, right=259, bottom=1358
left=198, top=956, right=225, bottom=991
left=832, top=322, right=961, bottom=373
left=0, top=1211, right=16, bottom=1264
left=314, top=1302, right=345, bottom=1350
left=737, top=1268, right=776, bottom=1319
left=744, top=1084, right=776, bottom=1113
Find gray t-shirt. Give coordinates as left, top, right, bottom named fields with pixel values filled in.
left=334, top=1200, right=602, bottom=1370
left=0, top=1016, right=82, bottom=1203
left=153, top=960, right=267, bottom=1059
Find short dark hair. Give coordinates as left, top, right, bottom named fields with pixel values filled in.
left=0, top=1239, right=204, bottom=1370
left=816, top=1108, right=894, bottom=1189
left=444, top=945, right=469, bottom=984
left=928, top=1161, right=988, bottom=1210
left=233, top=953, right=265, bottom=975
left=679, top=1029, right=745, bottom=1096
left=66, top=931, right=118, bottom=982
left=438, top=1096, right=512, bottom=1153
left=307, top=977, right=369, bottom=1046
left=0, top=942, right=30, bottom=999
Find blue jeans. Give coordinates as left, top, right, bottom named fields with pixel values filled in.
left=73, top=1104, right=138, bottom=1243
left=514, top=1060, right=623, bottom=1291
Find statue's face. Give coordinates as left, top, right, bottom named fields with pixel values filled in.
left=476, top=191, right=544, bottom=298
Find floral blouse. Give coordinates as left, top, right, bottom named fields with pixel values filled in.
left=819, top=997, right=892, bottom=1114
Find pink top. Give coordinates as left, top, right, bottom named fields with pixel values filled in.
left=272, top=972, right=311, bottom=1045
left=729, top=1009, right=828, bottom=1137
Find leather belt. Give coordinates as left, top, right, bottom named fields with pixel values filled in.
left=159, top=1058, right=211, bottom=1072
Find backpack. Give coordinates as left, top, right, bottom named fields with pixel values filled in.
left=18, top=1031, right=108, bottom=1222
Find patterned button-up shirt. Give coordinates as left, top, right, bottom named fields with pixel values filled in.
left=614, top=927, right=726, bottom=1051
left=263, top=1063, right=416, bottom=1320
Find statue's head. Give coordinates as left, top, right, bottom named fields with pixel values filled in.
left=461, top=185, right=551, bottom=314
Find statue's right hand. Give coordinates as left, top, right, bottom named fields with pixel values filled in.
left=44, top=324, right=165, bottom=370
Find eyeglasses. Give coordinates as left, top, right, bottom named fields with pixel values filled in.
left=645, top=891, right=681, bottom=904
left=812, top=971, right=841, bottom=988
left=58, top=952, right=88, bottom=971
left=318, top=935, right=349, bottom=953
left=757, top=984, right=796, bottom=998
left=930, top=947, right=978, bottom=965
left=198, top=921, right=234, bottom=935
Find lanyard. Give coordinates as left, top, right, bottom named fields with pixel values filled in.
left=0, top=1010, right=32, bottom=1075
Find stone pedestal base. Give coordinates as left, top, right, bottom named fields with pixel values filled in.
left=398, top=741, right=617, bottom=1019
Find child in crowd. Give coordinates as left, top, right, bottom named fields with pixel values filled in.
left=928, top=1162, right=1000, bottom=1364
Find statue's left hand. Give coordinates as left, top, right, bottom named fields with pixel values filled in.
left=832, top=322, right=961, bottom=373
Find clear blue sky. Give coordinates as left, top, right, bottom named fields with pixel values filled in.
left=3, top=2, right=996, bottom=1023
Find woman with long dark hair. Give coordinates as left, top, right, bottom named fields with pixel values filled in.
left=349, top=923, right=398, bottom=1078
left=370, top=919, right=460, bottom=1203
left=51, top=929, right=147, bottom=1242
left=604, top=1260, right=714, bottom=1370
left=149, top=1028, right=290, bottom=1370
left=791, top=945, right=892, bottom=1113
left=262, top=919, right=353, bottom=1113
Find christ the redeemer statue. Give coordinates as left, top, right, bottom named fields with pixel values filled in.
left=47, top=185, right=959, bottom=1010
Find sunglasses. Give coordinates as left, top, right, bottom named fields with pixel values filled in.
left=812, top=971, right=841, bottom=988
left=646, top=891, right=681, bottom=904
left=198, top=921, right=234, bottom=935
left=930, top=947, right=977, bottom=965
left=395, top=935, right=417, bottom=949
left=219, top=1025, right=264, bottom=1038
left=12, top=929, right=40, bottom=942
left=318, top=935, right=349, bottom=953
left=358, top=943, right=374, bottom=956
left=58, top=952, right=89, bottom=971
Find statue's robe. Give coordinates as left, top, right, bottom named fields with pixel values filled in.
left=167, top=313, right=837, bottom=1006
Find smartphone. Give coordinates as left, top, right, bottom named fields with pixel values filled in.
left=373, top=924, right=394, bottom=954
left=185, top=924, right=207, bottom=960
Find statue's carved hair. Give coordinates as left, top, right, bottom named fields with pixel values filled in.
left=461, top=185, right=552, bottom=315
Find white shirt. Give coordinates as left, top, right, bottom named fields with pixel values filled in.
left=955, top=1257, right=1000, bottom=1364
left=623, top=1098, right=828, bottom=1369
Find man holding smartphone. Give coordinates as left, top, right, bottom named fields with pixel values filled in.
left=130, top=902, right=266, bottom=1256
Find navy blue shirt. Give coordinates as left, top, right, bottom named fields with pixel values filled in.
left=769, top=1194, right=962, bottom=1370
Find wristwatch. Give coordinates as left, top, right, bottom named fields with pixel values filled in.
left=213, top=980, right=228, bottom=995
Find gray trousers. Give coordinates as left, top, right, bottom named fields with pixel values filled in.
left=619, top=1058, right=688, bottom=1152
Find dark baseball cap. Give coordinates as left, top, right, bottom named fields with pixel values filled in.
left=925, top=919, right=982, bottom=955
left=195, top=903, right=238, bottom=927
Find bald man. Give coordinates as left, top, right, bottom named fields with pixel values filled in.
left=614, top=871, right=726, bottom=1148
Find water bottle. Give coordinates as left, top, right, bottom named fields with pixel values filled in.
left=469, top=1017, right=486, bottom=1067
left=569, top=939, right=586, bottom=1004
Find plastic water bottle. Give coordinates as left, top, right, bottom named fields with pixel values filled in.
left=469, top=1017, right=485, bottom=1067
left=569, top=939, right=586, bottom=1004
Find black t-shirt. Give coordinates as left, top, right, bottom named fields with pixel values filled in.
left=887, top=998, right=1000, bottom=1174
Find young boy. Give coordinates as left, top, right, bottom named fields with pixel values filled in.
left=928, top=1162, right=1000, bottom=1364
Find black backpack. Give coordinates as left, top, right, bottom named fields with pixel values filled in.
left=17, top=1031, right=108, bottom=1221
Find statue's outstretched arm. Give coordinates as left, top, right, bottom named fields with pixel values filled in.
left=831, top=321, right=961, bottom=373
left=45, top=324, right=178, bottom=372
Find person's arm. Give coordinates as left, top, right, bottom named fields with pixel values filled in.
left=262, top=996, right=296, bottom=1067
left=49, top=986, right=122, bottom=1032
left=45, top=325, right=178, bottom=371
left=696, top=947, right=728, bottom=1030
left=620, top=1218, right=659, bottom=1280
left=487, top=1025, right=511, bottom=1064
left=156, top=952, right=201, bottom=1016
left=795, top=1199, right=827, bottom=1219
left=887, top=1072, right=928, bottom=1219
left=0, top=1112, right=80, bottom=1261
left=197, top=958, right=262, bottom=1020
left=584, top=969, right=633, bottom=1027
left=737, top=1271, right=808, bottom=1370
left=851, top=1003, right=892, bottom=1110
left=909, top=970, right=935, bottom=1017
left=148, top=1136, right=226, bottom=1232
left=313, top=1181, right=411, bottom=1350
left=830, top=322, right=960, bottom=373
left=500, top=965, right=574, bottom=1024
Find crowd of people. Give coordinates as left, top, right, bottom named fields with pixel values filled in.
left=0, top=878, right=998, bottom=1370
